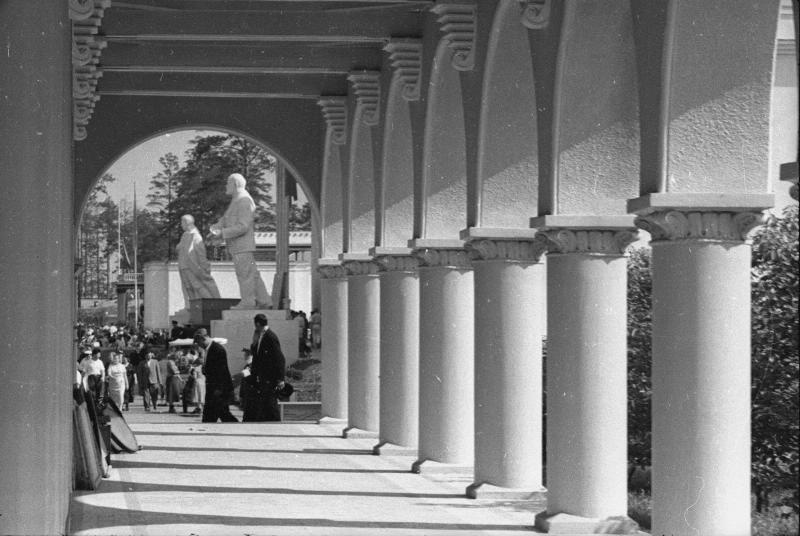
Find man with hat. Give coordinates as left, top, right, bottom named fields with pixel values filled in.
left=193, top=328, right=238, bottom=422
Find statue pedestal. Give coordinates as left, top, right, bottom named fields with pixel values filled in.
left=188, top=298, right=239, bottom=325
left=210, top=308, right=299, bottom=365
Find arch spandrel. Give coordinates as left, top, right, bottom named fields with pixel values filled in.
left=555, top=0, right=639, bottom=216
left=381, top=83, right=415, bottom=248
left=421, top=41, right=468, bottom=240
left=478, top=0, right=539, bottom=228
left=321, top=131, right=345, bottom=259
left=664, top=0, right=779, bottom=194
left=349, top=121, right=377, bottom=253
left=73, top=96, right=324, bottom=222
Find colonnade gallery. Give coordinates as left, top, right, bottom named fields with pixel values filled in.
left=0, top=1, right=797, bottom=535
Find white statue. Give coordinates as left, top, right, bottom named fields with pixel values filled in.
left=209, top=173, right=272, bottom=309
left=177, top=214, right=221, bottom=308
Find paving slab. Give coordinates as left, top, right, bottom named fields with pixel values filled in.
left=69, top=405, right=548, bottom=535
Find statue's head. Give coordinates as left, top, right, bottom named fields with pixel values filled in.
left=180, top=214, right=195, bottom=231
left=227, top=173, right=247, bottom=195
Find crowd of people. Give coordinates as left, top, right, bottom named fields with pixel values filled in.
left=291, top=308, right=321, bottom=358
left=74, top=313, right=292, bottom=423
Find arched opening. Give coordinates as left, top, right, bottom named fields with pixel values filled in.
left=76, top=127, right=317, bottom=330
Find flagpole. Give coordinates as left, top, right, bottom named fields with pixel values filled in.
left=133, top=182, right=139, bottom=329
left=117, top=201, right=122, bottom=278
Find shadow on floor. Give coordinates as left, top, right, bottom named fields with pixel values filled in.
left=79, top=479, right=464, bottom=499
left=69, top=504, right=537, bottom=534
left=137, top=445, right=374, bottom=455
left=112, top=460, right=411, bottom=473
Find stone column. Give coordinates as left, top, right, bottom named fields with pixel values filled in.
left=341, top=255, right=380, bottom=438
left=410, top=240, right=474, bottom=474
left=630, top=193, right=773, bottom=535
left=273, top=161, right=290, bottom=308
left=319, top=262, right=348, bottom=422
left=0, top=3, right=73, bottom=535
left=462, top=229, right=547, bottom=499
left=371, top=248, right=420, bottom=455
left=531, top=216, right=639, bottom=534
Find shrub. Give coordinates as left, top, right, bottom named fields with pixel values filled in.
left=750, top=205, right=799, bottom=512
left=627, top=247, right=652, bottom=469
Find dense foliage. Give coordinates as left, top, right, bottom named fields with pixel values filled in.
left=626, top=247, right=652, bottom=468
left=750, top=205, right=799, bottom=511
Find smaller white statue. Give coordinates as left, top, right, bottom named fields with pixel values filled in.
left=177, top=214, right=221, bottom=309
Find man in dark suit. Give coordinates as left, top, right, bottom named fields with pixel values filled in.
left=193, top=328, right=238, bottom=423
left=243, top=313, right=286, bottom=421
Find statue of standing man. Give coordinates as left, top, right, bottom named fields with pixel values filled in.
left=209, top=173, right=272, bottom=310
left=177, top=214, right=221, bottom=309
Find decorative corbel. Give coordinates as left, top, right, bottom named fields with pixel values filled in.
left=348, top=71, right=381, bottom=126
left=70, top=0, right=110, bottom=141
left=520, top=0, right=552, bottom=30
left=431, top=2, right=477, bottom=71
left=384, top=39, right=423, bottom=102
left=318, top=97, right=348, bottom=146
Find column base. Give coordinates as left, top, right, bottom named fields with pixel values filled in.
left=372, top=441, right=417, bottom=456
left=318, top=416, right=348, bottom=426
left=534, top=512, right=640, bottom=534
left=466, top=482, right=547, bottom=501
left=342, top=426, right=379, bottom=439
left=411, top=458, right=473, bottom=475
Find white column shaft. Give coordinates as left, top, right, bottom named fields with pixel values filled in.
left=347, top=274, right=380, bottom=432
left=473, top=260, right=544, bottom=489
left=379, top=271, right=420, bottom=447
left=418, top=267, right=474, bottom=464
left=0, top=4, right=73, bottom=534
left=651, top=241, right=752, bottom=535
left=321, top=277, right=348, bottom=419
left=546, top=254, right=628, bottom=517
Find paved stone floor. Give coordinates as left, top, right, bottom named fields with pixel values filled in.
left=68, top=404, right=548, bottom=536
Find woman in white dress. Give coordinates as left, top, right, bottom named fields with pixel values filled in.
left=106, top=352, right=129, bottom=409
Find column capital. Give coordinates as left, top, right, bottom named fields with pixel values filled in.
left=369, top=247, right=419, bottom=272
left=531, top=215, right=638, bottom=256
left=339, top=253, right=380, bottom=276
left=780, top=162, right=798, bottom=201
left=409, top=239, right=471, bottom=269
left=384, top=39, right=423, bottom=102
left=460, top=228, right=546, bottom=262
left=318, top=260, right=348, bottom=279
left=628, top=193, right=774, bottom=243
left=431, top=1, right=477, bottom=71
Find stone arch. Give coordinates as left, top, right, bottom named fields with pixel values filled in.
left=421, top=40, right=468, bottom=239
left=76, top=124, right=320, bottom=233
left=477, top=1, right=539, bottom=228
left=380, top=79, right=415, bottom=247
